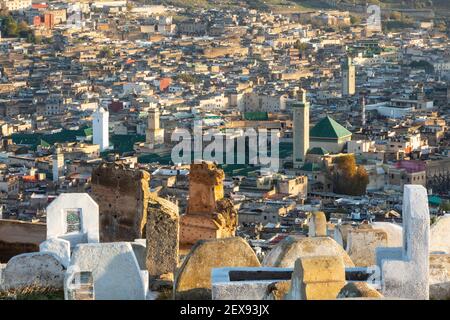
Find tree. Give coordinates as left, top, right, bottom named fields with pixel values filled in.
left=332, top=154, right=369, bottom=196
left=27, top=33, right=42, bottom=44
left=100, top=46, right=113, bottom=59
left=0, top=15, right=32, bottom=39
left=176, top=73, right=197, bottom=84
left=441, top=201, right=450, bottom=213
left=17, top=20, right=29, bottom=37
left=293, top=40, right=308, bottom=52
left=350, top=15, right=361, bottom=25
left=2, top=15, right=18, bottom=37
left=390, top=12, right=402, bottom=21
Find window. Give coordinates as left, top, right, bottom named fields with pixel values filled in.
left=65, top=208, right=82, bottom=234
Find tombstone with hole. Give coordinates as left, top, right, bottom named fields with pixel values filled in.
left=46, top=193, right=99, bottom=249
left=378, top=185, right=430, bottom=300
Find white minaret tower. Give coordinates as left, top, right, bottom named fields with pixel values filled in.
left=52, top=148, right=64, bottom=183
left=342, top=56, right=356, bottom=97
left=92, top=106, right=109, bottom=152
left=293, top=88, right=310, bottom=168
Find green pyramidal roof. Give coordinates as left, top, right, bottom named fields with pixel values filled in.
left=307, top=147, right=329, bottom=155
left=310, top=116, right=352, bottom=139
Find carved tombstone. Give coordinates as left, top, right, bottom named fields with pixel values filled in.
left=174, top=237, right=260, bottom=300
left=379, top=185, right=430, bottom=300
left=180, top=162, right=237, bottom=247
left=46, top=193, right=99, bottom=248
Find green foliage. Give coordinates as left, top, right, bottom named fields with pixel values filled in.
left=100, top=46, right=113, bottom=59
left=441, top=201, right=450, bottom=212
left=176, top=73, right=198, bottom=84
left=0, top=14, right=31, bottom=39
left=332, top=155, right=369, bottom=196
left=431, top=216, right=437, bottom=225
left=26, top=33, right=42, bottom=44
left=293, top=40, right=308, bottom=52
left=350, top=15, right=362, bottom=25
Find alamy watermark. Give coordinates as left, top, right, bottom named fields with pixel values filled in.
left=170, top=120, right=280, bottom=174
left=367, top=5, right=382, bottom=30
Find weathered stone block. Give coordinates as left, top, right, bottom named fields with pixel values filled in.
left=39, top=238, right=71, bottom=268
left=429, top=254, right=450, bottom=300
left=174, top=237, right=260, bottom=300
left=263, top=236, right=354, bottom=268
left=371, top=222, right=403, bottom=247
left=287, top=255, right=346, bottom=300
left=333, top=223, right=354, bottom=248
left=1, top=252, right=65, bottom=291
left=180, top=162, right=237, bottom=247
left=186, top=162, right=224, bottom=215
left=146, top=195, right=179, bottom=277
left=91, top=162, right=150, bottom=242
left=346, top=229, right=388, bottom=267
left=430, top=215, right=450, bottom=254
left=308, top=211, right=327, bottom=237
left=265, top=280, right=291, bottom=300
left=337, top=282, right=383, bottom=298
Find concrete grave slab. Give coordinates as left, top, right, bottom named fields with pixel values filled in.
left=1, top=252, right=65, bottom=291
left=39, top=238, right=71, bottom=268
left=66, top=242, right=147, bottom=300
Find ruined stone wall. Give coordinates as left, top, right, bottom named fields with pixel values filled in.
left=0, top=220, right=46, bottom=262
left=146, top=195, right=179, bottom=278
left=90, top=163, right=151, bottom=242
left=180, top=162, right=237, bottom=247
left=187, top=162, right=224, bottom=215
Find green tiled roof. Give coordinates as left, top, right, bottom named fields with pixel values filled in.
left=300, top=163, right=321, bottom=171
left=244, top=112, right=269, bottom=121
left=428, top=195, right=442, bottom=207
left=307, top=147, right=329, bottom=155
left=110, top=134, right=145, bottom=154
left=310, top=116, right=352, bottom=139
left=11, top=126, right=93, bottom=150
left=40, top=139, right=51, bottom=148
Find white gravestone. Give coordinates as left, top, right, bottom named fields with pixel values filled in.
left=65, top=242, right=148, bottom=300
left=40, top=238, right=71, bottom=268
left=380, top=185, right=430, bottom=300
left=1, top=252, right=65, bottom=291
left=46, top=193, right=99, bottom=248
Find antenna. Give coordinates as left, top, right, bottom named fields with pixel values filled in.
left=361, top=94, right=366, bottom=127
